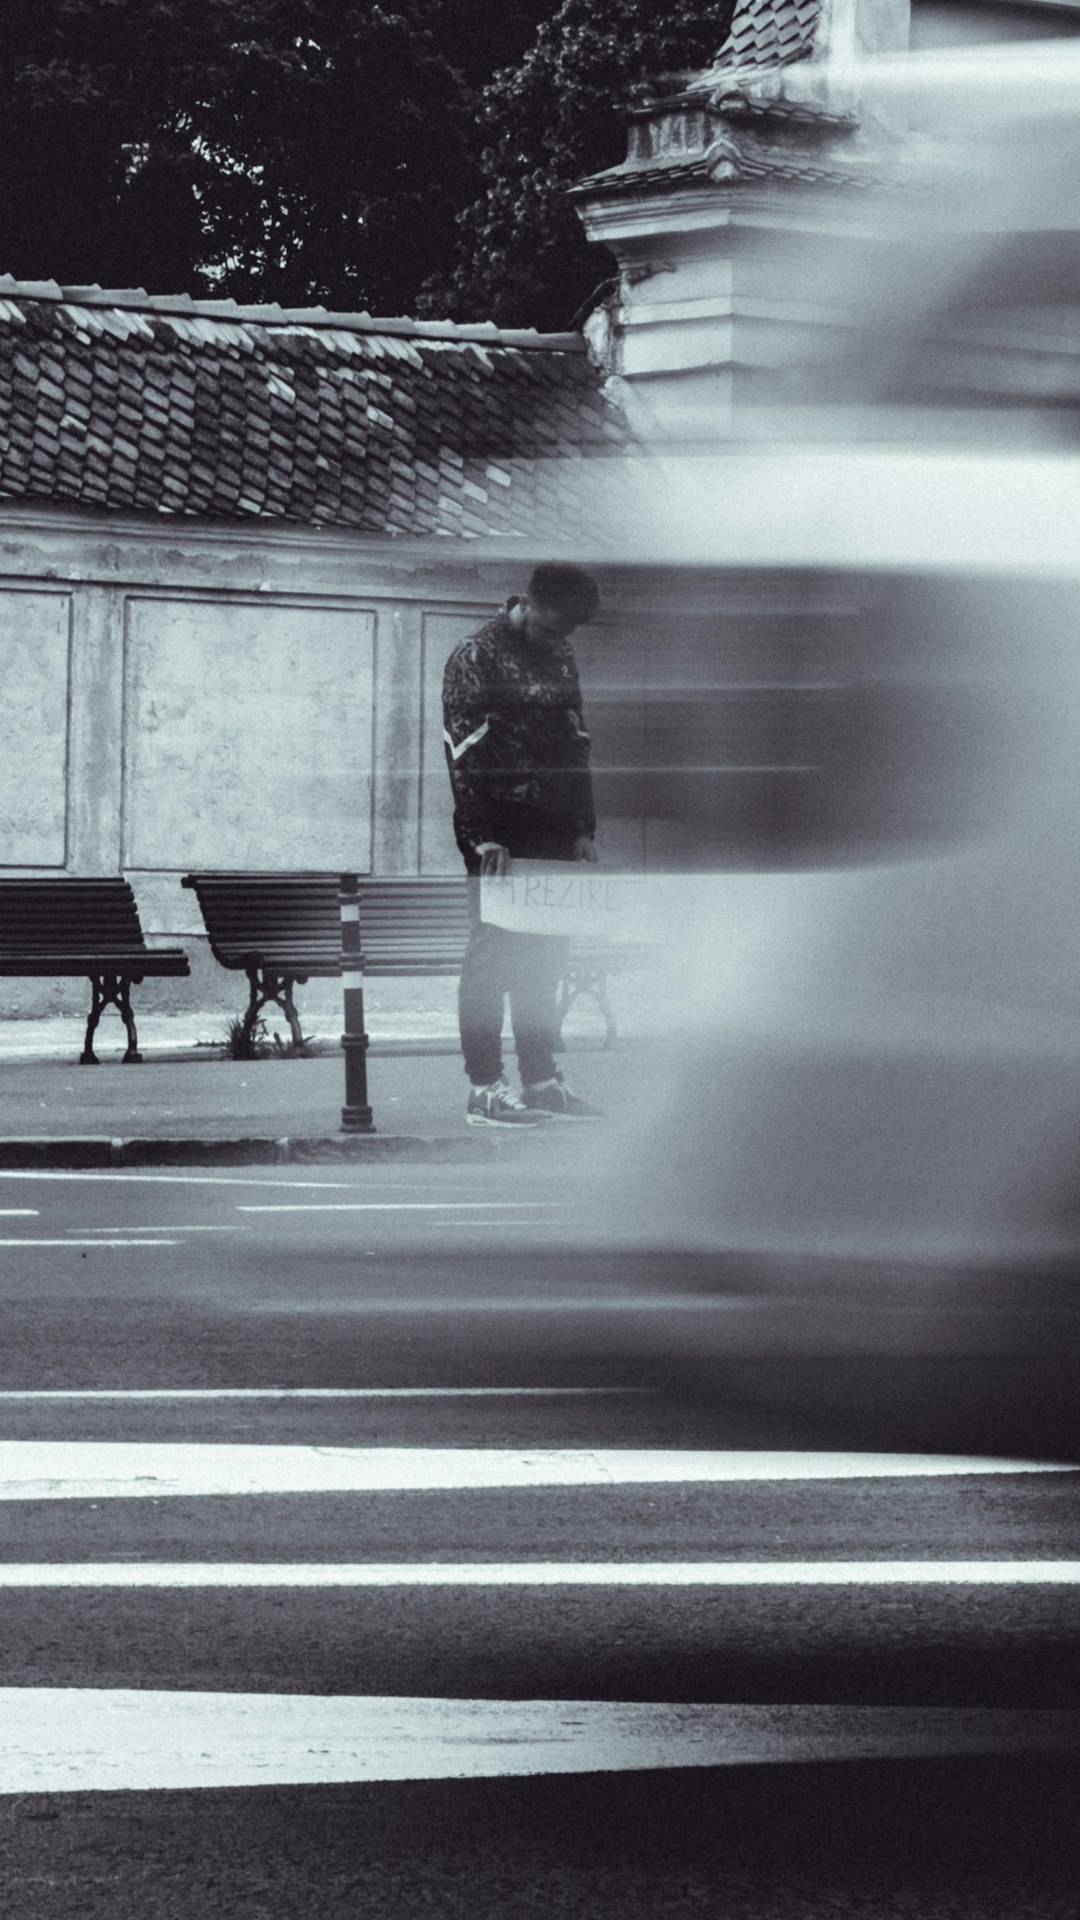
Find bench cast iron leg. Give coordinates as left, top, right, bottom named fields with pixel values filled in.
left=81, top=973, right=142, bottom=1064
left=560, top=965, right=617, bottom=1050
left=556, top=974, right=571, bottom=1044
left=80, top=976, right=105, bottom=1064
left=243, top=971, right=305, bottom=1048
left=597, top=974, right=617, bottom=1050
left=277, top=977, right=304, bottom=1051
left=242, top=968, right=304, bottom=1052
left=117, top=975, right=143, bottom=1062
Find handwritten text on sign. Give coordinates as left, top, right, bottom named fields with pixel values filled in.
left=480, top=862, right=649, bottom=940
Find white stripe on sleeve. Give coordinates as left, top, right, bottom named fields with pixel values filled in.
left=444, top=719, right=490, bottom=762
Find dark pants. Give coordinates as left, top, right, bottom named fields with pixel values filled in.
left=459, top=878, right=570, bottom=1086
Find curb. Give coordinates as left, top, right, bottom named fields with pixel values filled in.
left=0, top=1134, right=496, bottom=1169
left=0, top=1040, right=462, bottom=1069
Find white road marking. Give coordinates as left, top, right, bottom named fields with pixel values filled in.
left=2, top=1561, right=1080, bottom=1590
left=235, top=1202, right=564, bottom=1214
left=442, top=1220, right=572, bottom=1229
left=0, top=1211, right=38, bottom=1217
left=0, top=1239, right=178, bottom=1250
left=0, top=1171, right=539, bottom=1195
left=247, top=1295, right=774, bottom=1314
left=0, top=1694, right=1076, bottom=1793
left=0, top=1445, right=1067, bottom=1499
left=0, top=1387, right=650, bottom=1402
left=71, top=1226, right=249, bottom=1234
left=336, top=1179, right=549, bottom=1192
left=0, top=1172, right=422, bottom=1189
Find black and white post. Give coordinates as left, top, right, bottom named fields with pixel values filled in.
left=339, top=872, right=374, bottom=1132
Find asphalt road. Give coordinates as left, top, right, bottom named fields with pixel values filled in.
left=0, top=1162, right=1078, bottom=1915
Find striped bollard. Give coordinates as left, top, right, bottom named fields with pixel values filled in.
left=339, top=872, right=374, bottom=1132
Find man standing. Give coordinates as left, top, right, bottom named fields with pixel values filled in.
left=443, top=563, right=604, bottom=1127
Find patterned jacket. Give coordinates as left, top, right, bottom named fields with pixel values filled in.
left=443, top=603, right=595, bottom=869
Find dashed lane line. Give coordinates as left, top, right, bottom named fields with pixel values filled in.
left=237, top=1295, right=774, bottom=1314
left=0, top=1387, right=651, bottom=1402
left=234, top=1202, right=565, bottom=1214
left=0, top=1446, right=1068, bottom=1499
left=0, top=1171, right=562, bottom=1201
left=0, top=1239, right=178, bottom=1249
left=1, top=1693, right=1077, bottom=1792
left=0, top=1172, right=463, bottom=1189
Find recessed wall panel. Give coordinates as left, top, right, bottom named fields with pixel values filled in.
left=123, top=596, right=375, bottom=870
left=0, top=589, right=70, bottom=866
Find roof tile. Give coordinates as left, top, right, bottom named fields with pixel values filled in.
left=715, top=0, right=823, bottom=68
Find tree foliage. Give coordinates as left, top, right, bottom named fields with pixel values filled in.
left=0, top=0, right=473, bottom=312
left=421, top=0, right=737, bottom=331
left=0, top=0, right=735, bottom=325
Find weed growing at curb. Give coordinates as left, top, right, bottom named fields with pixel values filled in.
left=221, top=1016, right=318, bottom=1060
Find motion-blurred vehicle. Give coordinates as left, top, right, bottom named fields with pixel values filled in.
left=559, top=34, right=1080, bottom=1272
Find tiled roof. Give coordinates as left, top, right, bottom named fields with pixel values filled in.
left=710, top=90, right=858, bottom=132
left=575, top=147, right=870, bottom=198
left=572, top=156, right=717, bottom=196
left=712, top=147, right=869, bottom=187
left=0, top=280, right=624, bottom=538
left=714, top=0, right=824, bottom=68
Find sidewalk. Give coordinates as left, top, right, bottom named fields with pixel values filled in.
left=0, top=967, right=665, bottom=1165
left=0, top=1016, right=650, bottom=1168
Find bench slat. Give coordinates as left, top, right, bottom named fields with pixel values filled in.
left=0, top=950, right=189, bottom=978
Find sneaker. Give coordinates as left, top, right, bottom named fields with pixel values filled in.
left=522, top=1075, right=605, bottom=1121
left=466, top=1078, right=550, bottom=1128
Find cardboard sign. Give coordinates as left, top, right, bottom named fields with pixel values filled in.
left=480, top=861, right=651, bottom=940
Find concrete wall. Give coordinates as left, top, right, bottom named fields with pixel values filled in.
left=0, top=506, right=531, bottom=1014
left=0, top=509, right=702, bottom=1018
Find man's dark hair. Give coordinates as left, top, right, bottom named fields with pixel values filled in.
left=527, top=563, right=600, bottom=624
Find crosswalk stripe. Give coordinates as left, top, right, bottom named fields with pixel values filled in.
left=1, top=1693, right=1076, bottom=1793
left=0, top=1445, right=1069, bottom=1499
left=2, top=1560, right=1079, bottom=1587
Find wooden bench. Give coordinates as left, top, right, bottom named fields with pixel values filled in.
left=182, top=871, right=644, bottom=1051
left=0, top=879, right=190, bottom=1063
